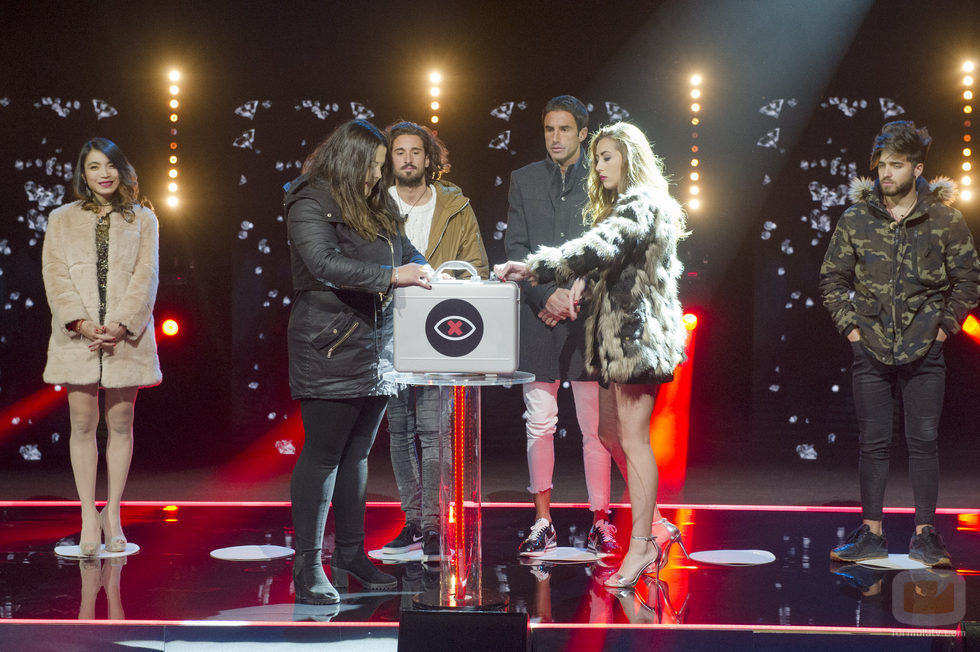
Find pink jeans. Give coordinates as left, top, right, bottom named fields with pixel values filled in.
left=523, top=380, right=609, bottom=512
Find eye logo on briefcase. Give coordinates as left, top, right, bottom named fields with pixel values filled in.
left=425, top=299, right=484, bottom=357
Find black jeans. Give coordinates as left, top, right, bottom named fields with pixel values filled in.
left=851, top=340, right=945, bottom=526
left=290, top=396, right=389, bottom=553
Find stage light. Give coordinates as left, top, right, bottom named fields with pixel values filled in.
left=964, top=162, right=973, bottom=171
left=691, top=158, right=699, bottom=167
left=966, top=135, right=972, bottom=142
left=689, top=198, right=701, bottom=210
left=161, top=319, right=180, bottom=336
left=691, top=145, right=699, bottom=153
left=169, top=113, right=179, bottom=122
left=966, top=91, right=974, bottom=100
left=690, top=185, right=700, bottom=195
left=964, top=75, right=975, bottom=86
left=965, top=105, right=973, bottom=114
left=690, top=103, right=700, bottom=112
left=162, top=505, right=178, bottom=512
left=965, top=61, right=976, bottom=72
left=962, top=176, right=972, bottom=185
left=168, top=182, right=178, bottom=192
left=690, top=172, right=699, bottom=181
left=965, top=148, right=973, bottom=157
left=430, top=87, right=440, bottom=97
left=431, top=101, right=440, bottom=110
left=691, top=89, right=701, bottom=99
left=430, top=116, right=439, bottom=124
left=169, top=99, right=179, bottom=109
left=430, top=71, right=441, bottom=83
left=963, top=189, right=974, bottom=201
left=169, top=70, right=180, bottom=82
left=169, top=155, right=177, bottom=164
left=683, top=313, right=698, bottom=330
left=166, top=196, right=178, bottom=207
left=168, top=169, right=178, bottom=178
left=169, top=84, right=180, bottom=95
left=170, top=142, right=177, bottom=149
left=690, top=74, right=702, bottom=85
left=691, top=117, right=699, bottom=125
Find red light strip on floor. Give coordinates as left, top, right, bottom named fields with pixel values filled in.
left=529, top=622, right=958, bottom=637
left=1, top=500, right=977, bottom=514
left=453, top=384, right=466, bottom=598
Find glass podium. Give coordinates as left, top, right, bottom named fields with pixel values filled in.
left=384, top=371, right=533, bottom=610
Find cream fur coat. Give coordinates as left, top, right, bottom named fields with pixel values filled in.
left=42, top=201, right=162, bottom=388
left=526, top=187, right=687, bottom=385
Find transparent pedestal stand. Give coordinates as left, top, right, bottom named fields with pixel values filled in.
left=385, top=371, right=533, bottom=610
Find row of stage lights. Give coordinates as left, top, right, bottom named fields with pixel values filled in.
left=688, top=73, right=702, bottom=212
left=429, top=72, right=441, bottom=127
left=167, top=70, right=181, bottom=208
left=962, top=61, right=974, bottom=202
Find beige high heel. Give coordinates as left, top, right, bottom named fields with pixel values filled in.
left=100, top=509, right=127, bottom=553
left=79, top=511, right=101, bottom=557
left=602, top=535, right=662, bottom=589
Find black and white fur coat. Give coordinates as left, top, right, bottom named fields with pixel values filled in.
left=526, top=186, right=687, bottom=385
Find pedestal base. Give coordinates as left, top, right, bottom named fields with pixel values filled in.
left=411, top=588, right=509, bottom=611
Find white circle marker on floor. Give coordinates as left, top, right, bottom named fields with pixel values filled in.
left=856, top=553, right=927, bottom=570
left=210, top=545, right=294, bottom=561
left=689, top=549, right=776, bottom=566
left=55, top=543, right=140, bottom=559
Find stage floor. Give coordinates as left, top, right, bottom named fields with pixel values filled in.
left=0, top=502, right=976, bottom=647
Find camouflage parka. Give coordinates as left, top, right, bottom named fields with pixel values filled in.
left=819, top=175, right=980, bottom=365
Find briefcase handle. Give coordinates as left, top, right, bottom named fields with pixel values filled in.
left=434, top=260, right=480, bottom=280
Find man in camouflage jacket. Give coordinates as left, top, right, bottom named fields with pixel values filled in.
left=819, top=120, right=980, bottom=568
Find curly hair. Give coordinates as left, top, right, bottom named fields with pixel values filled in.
left=72, top=138, right=149, bottom=222
left=383, top=121, right=449, bottom=185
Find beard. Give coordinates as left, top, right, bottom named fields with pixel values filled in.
left=395, top=166, right=425, bottom=188
left=881, top=176, right=914, bottom=197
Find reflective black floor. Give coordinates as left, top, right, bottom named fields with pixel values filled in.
left=0, top=503, right=976, bottom=648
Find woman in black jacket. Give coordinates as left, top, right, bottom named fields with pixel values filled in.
left=284, top=120, right=431, bottom=604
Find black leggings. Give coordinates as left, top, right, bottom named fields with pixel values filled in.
left=290, top=396, right=388, bottom=553
left=851, top=341, right=945, bottom=526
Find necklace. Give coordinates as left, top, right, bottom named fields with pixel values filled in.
left=887, top=197, right=916, bottom=222
left=395, top=185, right=429, bottom=218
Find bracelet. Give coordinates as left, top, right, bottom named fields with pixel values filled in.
left=67, top=319, right=83, bottom=332
left=394, top=268, right=399, bottom=287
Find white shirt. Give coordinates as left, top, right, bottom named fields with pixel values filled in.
left=389, top=185, right=437, bottom=255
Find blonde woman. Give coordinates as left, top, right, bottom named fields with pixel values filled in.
left=42, top=138, right=161, bottom=557
left=496, top=122, right=688, bottom=588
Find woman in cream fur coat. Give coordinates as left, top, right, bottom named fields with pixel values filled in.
left=496, top=122, right=688, bottom=591
left=42, top=138, right=161, bottom=557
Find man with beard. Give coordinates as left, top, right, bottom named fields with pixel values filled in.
left=380, top=121, right=488, bottom=562
left=820, top=120, right=980, bottom=568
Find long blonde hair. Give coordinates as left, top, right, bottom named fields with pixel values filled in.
left=584, top=122, right=686, bottom=237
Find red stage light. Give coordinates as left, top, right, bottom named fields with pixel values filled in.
left=683, top=313, right=698, bottom=330
left=0, top=386, right=67, bottom=441
left=962, top=314, right=980, bottom=344
left=161, top=319, right=180, bottom=336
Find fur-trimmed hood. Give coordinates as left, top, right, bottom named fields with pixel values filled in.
left=848, top=175, right=957, bottom=206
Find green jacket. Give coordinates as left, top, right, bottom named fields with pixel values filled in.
left=819, top=176, right=980, bottom=365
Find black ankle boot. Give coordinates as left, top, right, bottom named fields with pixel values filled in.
left=330, top=546, right=397, bottom=590
left=293, top=550, right=340, bottom=604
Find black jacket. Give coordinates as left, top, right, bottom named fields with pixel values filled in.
left=284, top=176, right=425, bottom=399
left=504, top=152, right=592, bottom=381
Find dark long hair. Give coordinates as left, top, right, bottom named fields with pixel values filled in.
left=302, top=120, right=400, bottom=240
left=72, top=138, right=149, bottom=222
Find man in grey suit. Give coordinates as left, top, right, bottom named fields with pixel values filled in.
left=505, top=95, right=619, bottom=558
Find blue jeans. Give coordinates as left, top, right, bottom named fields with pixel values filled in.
left=386, top=386, right=448, bottom=532
left=851, top=340, right=945, bottom=525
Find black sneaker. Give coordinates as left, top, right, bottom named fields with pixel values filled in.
left=830, top=524, right=888, bottom=562
left=421, top=529, right=442, bottom=562
left=587, top=519, right=621, bottom=557
left=381, top=523, right=423, bottom=554
left=831, top=563, right=886, bottom=595
left=518, top=517, right=557, bottom=556
left=908, top=525, right=952, bottom=568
